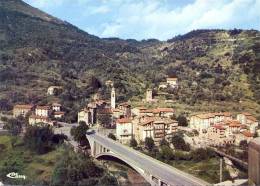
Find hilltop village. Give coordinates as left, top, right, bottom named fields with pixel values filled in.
left=12, top=77, right=259, bottom=151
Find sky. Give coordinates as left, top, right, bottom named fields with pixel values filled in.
left=23, top=0, right=260, bottom=40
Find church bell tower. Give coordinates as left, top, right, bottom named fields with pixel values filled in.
left=111, top=87, right=116, bottom=109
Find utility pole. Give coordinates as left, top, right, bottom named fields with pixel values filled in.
left=220, top=158, right=223, bottom=183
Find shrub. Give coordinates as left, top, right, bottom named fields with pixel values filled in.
left=130, top=138, right=138, bottom=148
left=24, top=125, right=56, bottom=154
left=191, top=148, right=216, bottom=162
left=70, top=122, right=89, bottom=144
left=177, top=115, right=188, bottom=127
left=160, top=138, right=169, bottom=147
left=173, top=151, right=191, bottom=161
left=108, top=133, right=116, bottom=140
left=4, top=116, right=26, bottom=136
left=171, top=134, right=190, bottom=151
left=145, top=137, right=155, bottom=151
left=160, top=145, right=174, bottom=162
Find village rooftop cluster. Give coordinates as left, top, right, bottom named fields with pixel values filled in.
left=12, top=77, right=259, bottom=149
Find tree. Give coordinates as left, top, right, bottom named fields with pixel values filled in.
left=130, top=138, right=138, bottom=148
left=239, top=140, right=248, bottom=149
left=89, top=76, right=102, bottom=90
left=51, top=147, right=117, bottom=186
left=160, top=138, right=169, bottom=147
left=171, top=134, right=190, bottom=151
left=145, top=137, right=154, bottom=151
left=160, top=145, right=174, bottom=162
left=4, top=116, right=25, bottom=136
left=78, top=121, right=88, bottom=128
left=97, top=114, right=112, bottom=127
left=190, top=148, right=215, bottom=162
left=0, top=99, right=12, bottom=111
left=108, top=133, right=116, bottom=140
left=24, top=125, right=55, bottom=154
left=70, top=122, right=89, bottom=144
left=177, top=115, right=188, bottom=127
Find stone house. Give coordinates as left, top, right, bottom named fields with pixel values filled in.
left=29, top=115, right=50, bottom=125
left=35, top=106, right=51, bottom=117
left=116, top=118, right=133, bottom=144
left=139, top=109, right=154, bottom=117
left=28, top=106, right=51, bottom=125
left=153, top=108, right=174, bottom=118
left=206, top=125, right=235, bottom=147
left=135, top=117, right=178, bottom=145
left=190, top=112, right=232, bottom=131
left=78, top=108, right=91, bottom=125
left=237, top=113, right=258, bottom=133
left=158, top=82, right=168, bottom=89
left=52, top=103, right=61, bottom=112
left=53, top=111, right=65, bottom=119
left=13, top=104, right=34, bottom=117
left=47, top=86, right=62, bottom=96
left=118, top=102, right=131, bottom=118
left=235, top=130, right=254, bottom=146
left=166, top=77, right=178, bottom=88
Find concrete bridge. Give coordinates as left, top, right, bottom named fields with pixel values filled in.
left=87, top=132, right=210, bottom=186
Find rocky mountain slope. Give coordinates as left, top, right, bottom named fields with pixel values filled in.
left=0, top=0, right=259, bottom=120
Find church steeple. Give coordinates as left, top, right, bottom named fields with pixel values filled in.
left=111, top=87, right=116, bottom=109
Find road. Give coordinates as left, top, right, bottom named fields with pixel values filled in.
left=88, top=133, right=210, bottom=186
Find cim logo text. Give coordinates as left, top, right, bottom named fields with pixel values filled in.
left=6, top=172, right=26, bottom=180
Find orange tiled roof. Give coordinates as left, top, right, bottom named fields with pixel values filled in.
left=153, top=108, right=174, bottom=113
left=54, top=111, right=65, bottom=115
left=223, top=112, right=232, bottom=117
left=196, top=113, right=215, bottom=119
left=195, top=112, right=231, bottom=119
left=135, top=107, right=147, bottom=110
left=14, top=104, right=34, bottom=109
left=52, top=103, right=61, bottom=106
left=226, top=120, right=242, bottom=127
left=112, top=108, right=121, bottom=112
left=117, top=118, right=132, bottom=124
left=241, top=112, right=252, bottom=116
left=97, top=108, right=112, bottom=114
left=242, top=130, right=253, bottom=137
left=240, top=125, right=247, bottom=129
left=36, top=106, right=50, bottom=110
left=213, top=125, right=225, bottom=130
left=140, top=118, right=155, bottom=125
left=118, top=102, right=131, bottom=107
left=140, top=109, right=154, bottom=113
left=246, top=115, right=257, bottom=122
left=154, top=119, right=174, bottom=124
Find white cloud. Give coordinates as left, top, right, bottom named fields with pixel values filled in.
left=23, top=0, right=260, bottom=40
left=88, top=5, right=110, bottom=15
left=99, top=0, right=260, bottom=40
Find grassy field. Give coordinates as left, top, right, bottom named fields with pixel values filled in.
left=0, top=135, right=64, bottom=185
left=171, top=158, right=223, bottom=183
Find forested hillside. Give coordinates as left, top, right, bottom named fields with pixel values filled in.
left=0, top=0, right=259, bottom=120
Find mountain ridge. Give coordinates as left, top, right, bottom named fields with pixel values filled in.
left=0, top=0, right=260, bottom=121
